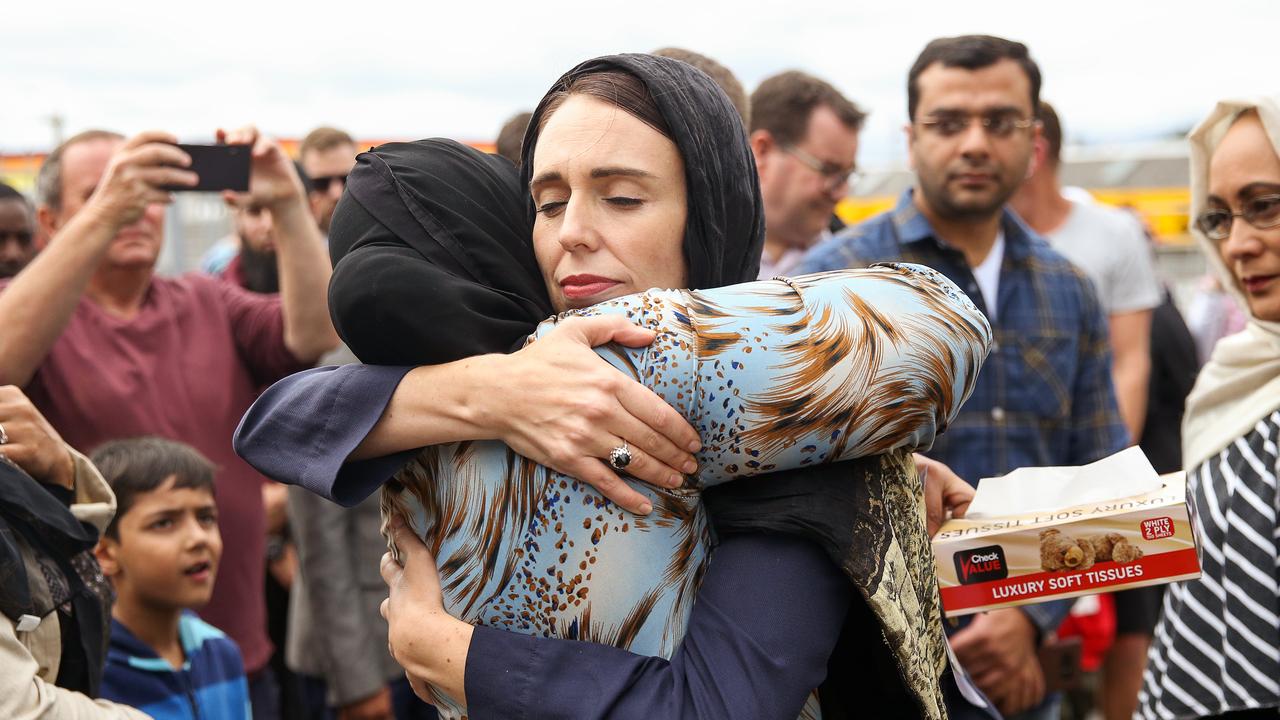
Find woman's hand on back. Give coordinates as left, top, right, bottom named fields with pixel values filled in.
left=480, top=315, right=701, bottom=515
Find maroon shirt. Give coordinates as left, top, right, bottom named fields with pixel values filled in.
left=15, top=272, right=307, bottom=673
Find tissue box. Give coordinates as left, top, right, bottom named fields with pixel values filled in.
left=932, top=451, right=1201, bottom=617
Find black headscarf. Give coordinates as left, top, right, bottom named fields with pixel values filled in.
left=328, top=139, right=551, bottom=364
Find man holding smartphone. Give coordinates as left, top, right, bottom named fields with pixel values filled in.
left=0, top=127, right=339, bottom=720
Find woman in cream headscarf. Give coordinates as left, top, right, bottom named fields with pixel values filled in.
left=1138, top=96, right=1280, bottom=719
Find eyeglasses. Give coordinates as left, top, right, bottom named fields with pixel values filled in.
left=917, top=111, right=1036, bottom=139
left=1195, top=194, right=1280, bottom=241
left=782, top=145, right=860, bottom=193
left=310, top=174, right=348, bottom=193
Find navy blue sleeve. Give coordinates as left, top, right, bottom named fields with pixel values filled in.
left=233, top=364, right=418, bottom=507
left=463, top=533, right=851, bottom=720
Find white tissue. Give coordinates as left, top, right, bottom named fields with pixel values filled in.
left=963, top=447, right=1163, bottom=519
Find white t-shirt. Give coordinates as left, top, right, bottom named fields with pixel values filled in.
left=971, top=230, right=1005, bottom=322
left=1047, top=201, right=1162, bottom=314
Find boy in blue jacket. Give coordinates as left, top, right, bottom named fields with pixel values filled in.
left=92, top=437, right=250, bottom=720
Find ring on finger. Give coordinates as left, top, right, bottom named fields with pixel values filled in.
left=0, top=422, right=7, bottom=445
left=608, top=441, right=632, bottom=471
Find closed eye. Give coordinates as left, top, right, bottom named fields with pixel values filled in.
left=536, top=201, right=567, bottom=217
left=605, top=197, right=642, bottom=208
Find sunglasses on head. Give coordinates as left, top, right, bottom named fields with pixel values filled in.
left=310, top=174, right=348, bottom=193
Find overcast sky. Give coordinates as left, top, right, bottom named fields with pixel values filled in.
left=3, top=0, right=1275, bottom=166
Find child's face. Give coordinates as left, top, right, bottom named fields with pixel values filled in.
left=97, top=476, right=222, bottom=611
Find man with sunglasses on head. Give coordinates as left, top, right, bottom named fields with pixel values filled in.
left=0, top=182, right=38, bottom=278
left=749, top=70, right=865, bottom=279
left=802, top=35, right=1126, bottom=720
left=299, top=126, right=358, bottom=235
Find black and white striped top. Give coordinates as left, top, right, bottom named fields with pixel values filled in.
left=1140, top=410, right=1280, bottom=719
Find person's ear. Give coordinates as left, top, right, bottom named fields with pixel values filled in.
left=1027, top=135, right=1048, bottom=180
left=1027, top=122, right=1046, bottom=180
left=35, top=205, right=59, bottom=250
left=94, top=537, right=121, bottom=578
left=749, top=130, right=775, bottom=171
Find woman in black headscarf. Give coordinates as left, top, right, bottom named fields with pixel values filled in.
left=238, top=54, right=990, bottom=719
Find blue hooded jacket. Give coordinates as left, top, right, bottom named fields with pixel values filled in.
left=101, top=612, right=250, bottom=719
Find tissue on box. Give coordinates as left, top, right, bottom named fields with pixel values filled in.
left=932, top=448, right=1202, bottom=617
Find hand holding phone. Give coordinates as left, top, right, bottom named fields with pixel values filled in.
left=216, top=126, right=307, bottom=211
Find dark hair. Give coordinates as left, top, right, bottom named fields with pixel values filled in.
left=0, top=181, right=29, bottom=207
left=750, top=70, right=866, bottom=145
left=91, top=437, right=216, bottom=539
left=651, top=47, right=750, bottom=127
left=495, top=111, right=532, bottom=164
left=535, top=70, right=673, bottom=141
left=36, top=129, right=125, bottom=211
left=1038, top=100, right=1062, bottom=165
left=907, top=35, right=1041, bottom=120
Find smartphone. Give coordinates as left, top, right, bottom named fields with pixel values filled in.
left=165, top=143, right=251, bottom=192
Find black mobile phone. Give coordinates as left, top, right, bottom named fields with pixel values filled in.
left=166, top=143, right=251, bottom=192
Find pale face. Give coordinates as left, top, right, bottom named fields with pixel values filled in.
left=908, top=59, right=1039, bottom=221
left=302, top=142, right=358, bottom=233
left=530, top=94, right=688, bottom=312
left=100, top=478, right=222, bottom=611
left=756, top=104, right=860, bottom=250
left=47, top=138, right=166, bottom=269
left=1208, top=112, right=1280, bottom=322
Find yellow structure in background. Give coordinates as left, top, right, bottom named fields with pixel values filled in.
left=4, top=146, right=1191, bottom=245
left=836, top=186, right=1194, bottom=244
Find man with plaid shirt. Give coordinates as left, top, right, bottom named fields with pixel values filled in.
left=800, top=35, right=1126, bottom=720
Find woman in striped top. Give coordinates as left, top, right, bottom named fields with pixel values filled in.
left=1139, top=96, right=1280, bottom=719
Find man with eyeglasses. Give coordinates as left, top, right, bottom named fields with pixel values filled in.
left=748, top=70, right=865, bottom=279
left=0, top=182, right=38, bottom=278
left=299, top=126, right=358, bottom=235
left=802, top=35, right=1126, bottom=720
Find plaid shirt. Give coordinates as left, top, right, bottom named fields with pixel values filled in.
left=800, top=190, right=1128, bottom=633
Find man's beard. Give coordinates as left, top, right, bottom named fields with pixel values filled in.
left=239, top=244, right=279, bottom=294
left=918, top=166, right=1019, bottom=222
left=0, top=260, right=27, bottom=279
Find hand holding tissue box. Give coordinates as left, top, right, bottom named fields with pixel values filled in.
left=932, top=447, right=1202, bottom=617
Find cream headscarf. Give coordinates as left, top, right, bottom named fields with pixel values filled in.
left=1182, top=95, right=1280, bottom=470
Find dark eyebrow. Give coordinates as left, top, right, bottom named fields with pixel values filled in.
left=530, top=166, right=656, bottom=189
left=529, top=170, right=563, bottom=188
left=589, top=166, right=656, bottom=180
left=927, top=105, right=1024, bottom=117
left=1238, top=181, right=1280, bottom=199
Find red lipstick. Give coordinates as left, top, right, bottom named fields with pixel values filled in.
left=560, top=274, right=622, bottom=300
